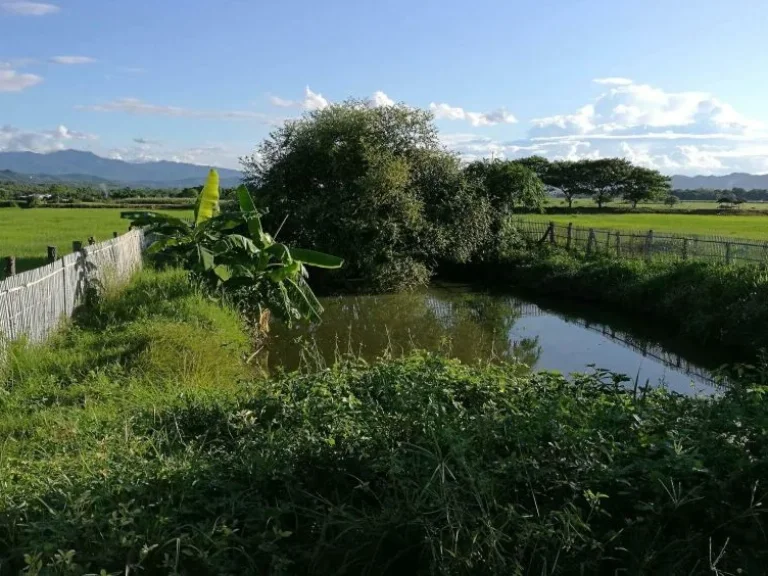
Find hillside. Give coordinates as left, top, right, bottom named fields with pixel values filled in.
left=0, top=150, right=242, bottom=188
left=671, top=173, right=768, bottom=190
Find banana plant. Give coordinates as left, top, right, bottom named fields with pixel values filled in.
left=122, top=169, right=343, bottom=323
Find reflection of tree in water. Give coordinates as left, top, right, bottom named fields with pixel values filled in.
left=265, top=287, right=541, bottom=372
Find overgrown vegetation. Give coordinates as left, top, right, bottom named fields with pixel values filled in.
left=240, top=102, right=678, bottom=291
left=242, top=101, right=517, bottom=291
left=123, top=170, right=343, bottom=324
left=485, top=234, right=768, bottom=363
left=1, top=269, right=767, bottom=575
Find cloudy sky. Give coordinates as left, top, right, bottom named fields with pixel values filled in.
left=2, top=0, right=768, bottom=174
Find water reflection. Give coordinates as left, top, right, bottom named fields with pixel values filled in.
left=265, top=284, right=719, bottom=395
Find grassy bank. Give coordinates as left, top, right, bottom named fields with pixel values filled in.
left=484, top=246, right=768, bottom=364
left=2, top=268, right=768, bottom=574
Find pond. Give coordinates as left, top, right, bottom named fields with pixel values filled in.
left=265, top=284, right=722, bottom=395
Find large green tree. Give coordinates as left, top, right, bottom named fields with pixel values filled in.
left=512, top=155, right=551, bottom=181
left=582, top=158, right=634, bottom=209
left=544, top=160, right=591, bottom=209
left=464, top=159, right=545, bottom=212
left=622, top=166, right=671, bottom=208
left=242, top=100, right=491, bottom=292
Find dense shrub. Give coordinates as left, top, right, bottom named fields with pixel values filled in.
left=2, top=348, right=768, bottom=574
left=242, top=101, right=493, bottom=292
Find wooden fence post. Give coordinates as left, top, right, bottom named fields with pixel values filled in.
left=566, top=223, right=573, bottom=250
left=88, top=236, right=96, bottom=246
left=615, top=231, right=621, bottom=257
left=72, top=240, right=83, bottom=252
left=549, top=221, right=555, bottom=245
left=605, top=230, right=611, bottom=251
left=644, top=229, right=654, bottom=260
left=538, top=223, right=553, bottom=246
left=587, top=228, right=596, bottom=255
left=682, top=238, right=689, bottom=261
left=47, top=245, right=57, bottom=263
left=725, top=242, right=732, bottom=265
left=4, top=256, right=15, bottom=277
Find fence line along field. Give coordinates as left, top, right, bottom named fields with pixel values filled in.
left=1, top=208, right=192, bottom=278
left=524, top=212, right=768, bottom=241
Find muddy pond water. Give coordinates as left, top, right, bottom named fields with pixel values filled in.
left=265, top=283, right=722, bottom=395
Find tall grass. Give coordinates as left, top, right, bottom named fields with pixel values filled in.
left=482, top=244, right=768, bottom=366
left=1, top=269, right=768, bottom=574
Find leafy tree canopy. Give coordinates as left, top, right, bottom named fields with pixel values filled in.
left=242, top=100, right=491, bottom=291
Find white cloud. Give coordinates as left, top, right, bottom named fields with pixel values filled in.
left=269, top=88, right=395, bottom=111
left=0, top=124, right=97, bottom=153
left=49, top=56, right=97, bottom=65
left=303, top=86, right=329, bottom=111
left=430, top=102, right=517, bottom=127
left=593, top=77, right=633, bottom=86
left=0, top=1, right=59, bottom=15
left=107, top=142, right=245, bottom=169
left=0, top=68, right=42, bottom=92
left=370, top=90, right=394, bottom=107
left=269, top=95, right=296, bottom=107
left=531, top=79, right=762, bottom=139
left=532, top=104, right=596, bottom=135
left=515, top=77, right=768, bottom=174
left=77, top=98, right=271, bottom=121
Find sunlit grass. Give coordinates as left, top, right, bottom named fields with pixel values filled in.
left=0, top=207, right=193, bottom=276
left=525, top=211, right=768, bottom=240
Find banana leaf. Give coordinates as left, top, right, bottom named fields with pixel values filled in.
left=236, top=185, right=264, bottom=239
left=194, top=169, right=220, bottom=226
left=289, top=248, right=344, bottom=269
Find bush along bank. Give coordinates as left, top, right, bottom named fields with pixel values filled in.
left=2, top=302, right=768, bottom=575
left=467, top=245, right=768, bottom=365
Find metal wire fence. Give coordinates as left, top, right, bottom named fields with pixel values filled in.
left=0, top=229, right=144, bottom=345
left=513, top=219, right=768, bottom=265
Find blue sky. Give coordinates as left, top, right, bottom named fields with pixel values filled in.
left=2, top=0, right=768, bottom=174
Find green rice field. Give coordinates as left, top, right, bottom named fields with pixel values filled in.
left=546, top=198, right=768, bottom=212
left=524, top=212, right=768, bottom=241
left=0, top=207, right=192, bottom=277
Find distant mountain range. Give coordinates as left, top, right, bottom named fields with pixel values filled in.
left=670, top=173, right=768, bottom=190
left=1, top=150, right=768, bottom=191
left=0, top=150, right=242, bottom=188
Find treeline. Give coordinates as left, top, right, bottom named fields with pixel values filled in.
left=0, top=182, right=241, bottom=207
left=242, top=100, right=672, bottom=291
left=672, top=188, right=768, bottom=202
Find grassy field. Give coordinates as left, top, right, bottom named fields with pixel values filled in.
left=524, top=212, right=768, bottom=240
left=0, top=207, right=192, bottom=276
left=546, top=198, right=768, bottom=212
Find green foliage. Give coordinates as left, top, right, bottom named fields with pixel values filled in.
left=665, top=193, right=680, bottom=206
left=583, top=157, right=634, bottom=208
left=464, top=159, right=546, bottom=212
left=242, top=101, right=491, bottom=291
left=493, top=244, right=768, bottom=362
left=540, top=159, right=591, bottom=209
left=3, top=336, right=768, bottom=574
left=123, top=178, right=342, bottom=324
left=511, top=154, right=551, bottom=180
left=622, top=165, right=671, bottom=207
